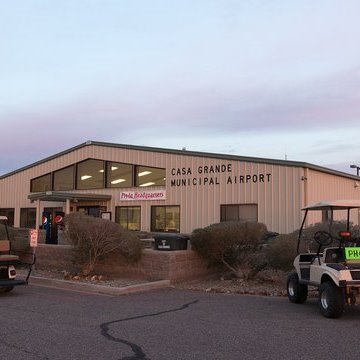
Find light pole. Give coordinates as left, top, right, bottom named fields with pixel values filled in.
left=350, top=164, right=360, bottom=176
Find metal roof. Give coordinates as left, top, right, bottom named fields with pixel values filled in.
left=28, top=191, right=112, bottom=203
left=1, top=140, right=359, bottom=181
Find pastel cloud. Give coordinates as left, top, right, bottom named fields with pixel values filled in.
left=1, top=62, right=360, bottom=175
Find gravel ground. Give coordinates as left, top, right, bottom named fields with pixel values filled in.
left=176, top=269, right=289, bottom=297
left=23, top=268, right=295, bottom=297
left=21, top=269, right=148, bottom=288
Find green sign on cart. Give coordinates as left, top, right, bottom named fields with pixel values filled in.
left=345, top=247, right=360, bottom=260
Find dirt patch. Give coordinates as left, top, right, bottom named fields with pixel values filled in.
left=175, top=269, right=288, bottom=297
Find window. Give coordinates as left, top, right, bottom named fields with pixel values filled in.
left=0, top=208, right=15, bottom=227
left=151, top=206, right=180, bottom=232
left=76, top=206, right=106, bottom=217
left=20, top=208, right=36, bottom=228
left=76, top=159, right=105, bottom=189
left=220, top=204, right=258, bottom=223
left=136, top=166, right=165, bottom=187
left=31, top=173, right=52, bottom=192
left=106, top=162, right=133, bottom=188
left=54, top=165, right=75, bottom=191
left=116, top=206, right=141, bottom=231
left=30, top=160, right=167, bottom=191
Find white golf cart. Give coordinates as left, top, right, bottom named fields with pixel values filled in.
left=0, top=216, right=36, bottom=293
left=287, top=200, right=360, bottom=318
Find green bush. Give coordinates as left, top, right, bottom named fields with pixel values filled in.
left=191, top=221, right=267, bottom=271
left=64, top=212, right=142, bottom=275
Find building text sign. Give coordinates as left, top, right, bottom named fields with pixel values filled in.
left=120, top=190, right=166, bottom=201
left=170, top=163, right=272, bottom=187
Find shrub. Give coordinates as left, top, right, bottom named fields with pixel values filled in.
left=262, top=234, right=297, bottom=271
left=251, top=221, right=360, bottom=273
left=64, top=212, right=142, bottom=275
left=295, top=221, right=357, bottom=253
left=191, top=221, right=267, bottom=274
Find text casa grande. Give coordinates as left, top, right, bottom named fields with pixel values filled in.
left=170, top=163, right=271, bottom=187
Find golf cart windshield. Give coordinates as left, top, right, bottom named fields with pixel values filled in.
left=297, top=200, right=360, bottom=253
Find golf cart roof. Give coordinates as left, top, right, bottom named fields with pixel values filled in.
left=302, top=200, right=360, bottom=211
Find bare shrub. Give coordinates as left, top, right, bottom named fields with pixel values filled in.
left=294, top=221, right=357, bottom=252
left=191, top=221, right=268, bottom=276
left=251, top=221, right=360, bottom=274
left=64, top=212, right=142, bottom=275
left=263, top=234, right=297, bottom=271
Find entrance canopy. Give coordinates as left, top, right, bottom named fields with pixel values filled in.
left=28, top=191, right=112, bottom=203
left=28, top=191, right=112, bottom=229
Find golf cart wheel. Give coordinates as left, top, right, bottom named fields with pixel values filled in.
left=319, top=281, right=345, bottom=318
left=287, top=272, right=308, bottom=304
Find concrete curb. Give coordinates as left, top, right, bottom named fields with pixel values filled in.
left=28, top=276, right=171, bottom=296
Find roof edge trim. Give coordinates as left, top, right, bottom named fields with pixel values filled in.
left=0, top=140, right=358, bottom=181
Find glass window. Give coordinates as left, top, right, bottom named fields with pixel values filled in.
left=106, top=162, right=133, bottom=188
left=54, top=165, right=75, bottom=191
left=151, top=206, right=180, bottom=232
left=0, top=208, right=15, bottom=227
left=76, top=206, right=106, bottom=217
left=20, top=208, right=36, bottom=228
left=31, top=173, right=52, bottom=192
left=76, top=159, right=105, bottom=189
left=220, top=204, right=258, bottom=223
left=115, top=206, right=141, bottom=231
left=136, top=166, right=165, bottom=187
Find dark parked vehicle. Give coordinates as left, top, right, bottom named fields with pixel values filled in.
left=0, top=216, right=36, bottom=293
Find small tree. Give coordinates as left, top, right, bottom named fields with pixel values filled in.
left=191, top=221, right=267, bottom=276
left=64, top=212, right=142, bottom=275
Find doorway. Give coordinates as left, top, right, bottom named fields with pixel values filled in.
left=43, top=207, right=64, bottom=244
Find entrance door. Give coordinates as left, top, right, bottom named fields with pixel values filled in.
left=43, top=207, right=64, bottom=244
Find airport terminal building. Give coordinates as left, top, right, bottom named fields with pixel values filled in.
left=0, top=140, right=359, bottom=243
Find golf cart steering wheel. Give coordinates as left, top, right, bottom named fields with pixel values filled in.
left=314, top=231, right=333, bottom=246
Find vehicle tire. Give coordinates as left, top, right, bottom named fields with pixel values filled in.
left=287, top=272, right=308, bottom=304
left=319, top=281, right=345, bottom=318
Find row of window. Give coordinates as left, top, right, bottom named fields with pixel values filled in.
left=116, top=206, right=180, bottom=232
left=0, top=206, right=181, bottom=233
left=0, top=204, right=259, bottom=232
left=118, top=204, right=259, bottom=231
left=30, top=159, right=166, bottom=192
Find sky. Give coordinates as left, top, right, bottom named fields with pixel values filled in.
left=1, top=0, right=360, bottom=176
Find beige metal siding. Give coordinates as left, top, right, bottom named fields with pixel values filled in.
left=1, top=143, right=359, bottom=234
left=305, top=169, right=360, bottom=226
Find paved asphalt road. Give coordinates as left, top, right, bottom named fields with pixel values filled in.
left=2, top=285, right=360, bottom=360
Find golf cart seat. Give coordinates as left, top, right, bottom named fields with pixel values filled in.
left=0, top=240, right=20, bottom=263
left=299, top=253, right=318, bottom=263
